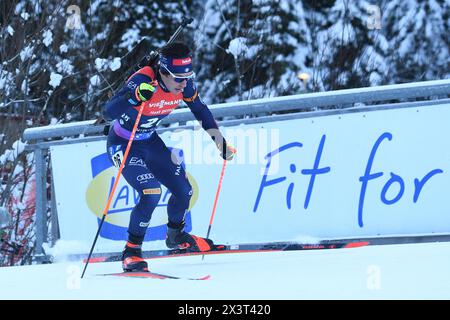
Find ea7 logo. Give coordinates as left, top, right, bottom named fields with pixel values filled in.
left=129, top=157, right=146, bottom=167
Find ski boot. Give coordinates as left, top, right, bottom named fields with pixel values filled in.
left=121, top=235, right=148, bottom=272
left=166, top=221, right=215, bottom=252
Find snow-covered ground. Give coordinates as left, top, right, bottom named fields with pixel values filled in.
left=1, top=242, right=449, bottom=300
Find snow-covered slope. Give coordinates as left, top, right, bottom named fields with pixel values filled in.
left=1, top=242, right=449, bottom=300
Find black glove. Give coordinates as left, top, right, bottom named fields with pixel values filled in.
left=217, top=140, right=236, bottom=161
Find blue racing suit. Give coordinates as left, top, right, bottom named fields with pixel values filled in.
left=103, top=65, right=220, bottom=237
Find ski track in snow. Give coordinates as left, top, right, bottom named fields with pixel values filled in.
left=1, top=242, right=449, bottom=300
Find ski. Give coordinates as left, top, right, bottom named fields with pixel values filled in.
left=77, top=240, right=369, bottom=264
left=84, top=244, right=229, bottom=263
left=99, top=271, right=211, bottom=281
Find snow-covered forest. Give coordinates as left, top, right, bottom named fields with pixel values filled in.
left=0, top=0, right=449, bottom=266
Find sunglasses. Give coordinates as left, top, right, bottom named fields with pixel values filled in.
left=161, top=65, right=196, bottom=83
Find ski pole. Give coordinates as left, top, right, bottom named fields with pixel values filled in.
left=81, top=103, right=145, bottom=278
left=202, top=159, right=227, bottom=260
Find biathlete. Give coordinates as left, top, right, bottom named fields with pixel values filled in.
left=103, top=42, right=236, bottom=272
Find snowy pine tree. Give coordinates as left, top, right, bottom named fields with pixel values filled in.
left=195, top=0, right=312, bottom=103
left=246, top=0, right=312, bottom=98
left=314, top=0, right=388, bottom=90
left=1, top=0, right=195, bottom=126
left=383, top=0, right=450, bottom=83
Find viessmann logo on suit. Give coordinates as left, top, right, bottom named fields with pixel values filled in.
left=84, top=148, right=198, bottom=241
left=143, top=99, right=183, bottom=115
